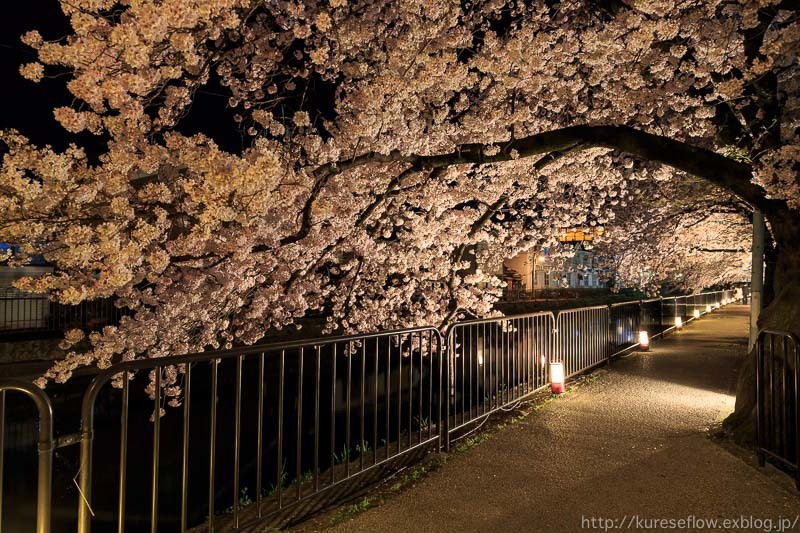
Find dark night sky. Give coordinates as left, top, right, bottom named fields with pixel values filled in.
left=0, top=1, right=245, bottom=156
left=0, top=2, right=78, bottom=149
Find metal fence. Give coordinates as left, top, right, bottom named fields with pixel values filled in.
left=0, top=288, right=126, bottom=338
left=756, top=330, right=800, bottom=489
left=609, top=301, right=641, bottom=355
left=0, top=380, right=53, bottom=533
left=0, top=289, right=743, bottom=531
left=555, top=305, right=610, bottom=378
left=445, top=312, right=553, bottom=440
left=73, top=327, right=445, bottom=532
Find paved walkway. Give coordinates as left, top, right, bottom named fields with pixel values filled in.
left=331, top=305, right=800, bottom=532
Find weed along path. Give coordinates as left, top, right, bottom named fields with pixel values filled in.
left=318, top=306, right=800, bottom=532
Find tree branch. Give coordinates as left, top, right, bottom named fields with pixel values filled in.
left=279, top=125, right=782, bottom=246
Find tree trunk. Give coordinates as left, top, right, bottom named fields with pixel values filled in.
left=725, top=215, right=800, bottom=444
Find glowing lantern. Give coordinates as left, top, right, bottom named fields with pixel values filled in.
left=714, top=302, right=721, bottom=309
left=476, top=342, right=484, bottom=366
left=706, top=304, right=712, bottom=313
left=693, top=309, right=700, bottom=319
left=550, top=362, right=565, bottom=394
left=675, top=316, right=683, bottom=330
left=639, top=331, right=650, bottom=351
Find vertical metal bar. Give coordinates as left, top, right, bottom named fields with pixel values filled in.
left=208, top=360, right=218, bottom=531
left=460, top=326, right=465, bottom=426
left=408, top=335, right=413, bottom=449
left=233, top=356, right=242, bottom=527
left=360, top=343, right=365, bottom=471
left=418, top=331, right=423, bottom=445
left=373, top=340, right=378, bottom=464
left=783, top=338, right=789, bottom=459
left=442, top=330, right=449, bottom=452
left=793, top=338, right=800, bottom=488
left=180, top=365, right=191, bottom=532
left=756, top=334, right=765, bottom=466
left=314, top=346, right=321, bottom=492
left=494, top=322, right=499, bottom=409
left=347, top=342, right=353, bottom=474
left=396, top=336, right=401, bottom=455
left=331, top=345, right=337, bottom=484
left=428, top=330, right=433, bottom=441
left=0, top=390, right=4, bottom=531
left=256, top=354, right=264, bottom=518
left=468, top=326, right=473, bottom=423
left=482, top=323, right=486, bottom=415
left=770, top=335, right=775, bottom=453
left=277, top=351, right=284, bottom=508
left=151, top=368, right=161, bottom=533
left=296, top=348, right=303, bottom=501
left=385, top=341, right=390, bottom=460
left=117, top=372, right=129, bottom=533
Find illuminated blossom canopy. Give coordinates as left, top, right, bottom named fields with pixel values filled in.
left=1, top=0, right=797, bottom=391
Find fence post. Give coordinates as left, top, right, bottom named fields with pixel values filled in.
left=607, top=305, right=613, bottom=365
left=0, top=380, right=54, bottom=533
left=443, top=335, right=452, bottom=452
left=755, top=333, right=765, bottom=467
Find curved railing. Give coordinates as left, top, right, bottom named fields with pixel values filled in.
left=0, top=379, right=53, bottom=533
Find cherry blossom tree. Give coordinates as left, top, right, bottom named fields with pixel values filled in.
left=1, top=0, right=798, bottom=437
left=594, top=176, right=752, bottom=293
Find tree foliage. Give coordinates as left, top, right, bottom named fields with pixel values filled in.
left=1, top=0, right=797, bottom=387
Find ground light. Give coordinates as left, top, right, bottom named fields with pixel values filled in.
left=550, top=362, right=565, bottom=394
left=476, top=341, right=484, bottom=366
left=706, top=304, right=713, bottom=313
left=693, top=309, right=701, bottom=319
left=675, top=316, right=683, bottom=330
left=639, top=331, right=650, bottom=351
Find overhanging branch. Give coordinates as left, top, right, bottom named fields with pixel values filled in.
left=280, top=125, right=781, bottom=245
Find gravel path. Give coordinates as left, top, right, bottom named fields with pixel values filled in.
left=330, top=305, right=800, bottom=532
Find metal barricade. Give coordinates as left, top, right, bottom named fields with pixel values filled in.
left=609, top=301, right=641, bottom=357
left=555, top=306, right=610, bottom=379
left=76, top=327, right=444, bottom=532
left=0, top=380, right=53, bottom=533
left=756, top=330, right=800, bottom=488
left=445, top=313, right=554, bottom=437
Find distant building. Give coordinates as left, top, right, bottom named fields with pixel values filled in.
left=503, top=247, right=605, bottom=291
left=500, top=227, right=607, bottom=294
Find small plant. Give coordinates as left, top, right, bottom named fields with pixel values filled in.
left=413, top=415, right=430, bottom=432
left=239, top=487, right=253, bottom=508
left=301, top=470, right=314, bottom=483
left=355, top=441, right=372, bottom=456
left=263, top=461, right=288, bottom=497
left=333, top=444, right=351, bottom=464
left=223, top=487, right=253, bottom=514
